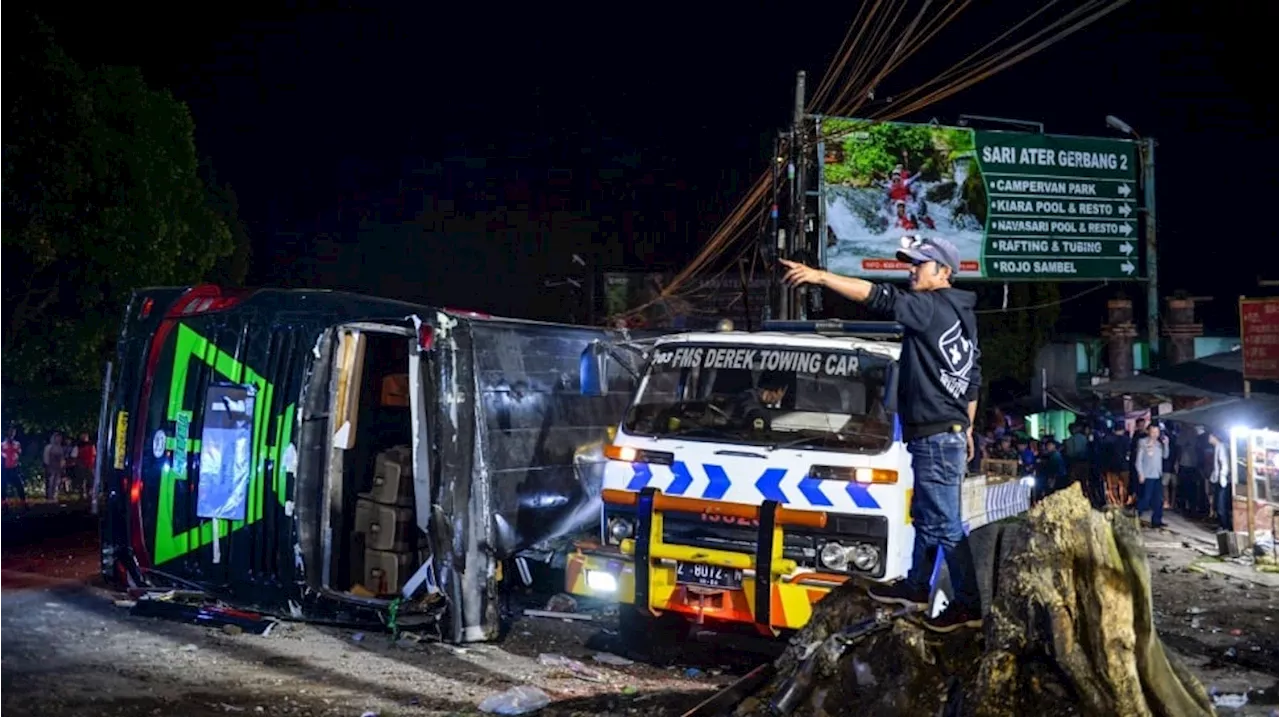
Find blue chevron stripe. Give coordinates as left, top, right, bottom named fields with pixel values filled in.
left=845, top=481, right=881, bottom=509
left=755, top=468, right=789, bottom=503
left=702, top=464, right=731, bottom=500
left=626, top=463, right=653, bottom=491
left=796, top=475, right=834, bottom=507
left=666, top=461, right=694, bottom=496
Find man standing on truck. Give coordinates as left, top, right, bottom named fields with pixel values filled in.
left=780, top=234, right=983, bottom=633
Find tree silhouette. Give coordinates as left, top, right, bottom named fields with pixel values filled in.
left=3, top=16, right=233, bottom=430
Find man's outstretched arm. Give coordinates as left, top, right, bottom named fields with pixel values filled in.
left=780, top=258, right=933, bottom=330
left=780, top=259, right=873, bottom=303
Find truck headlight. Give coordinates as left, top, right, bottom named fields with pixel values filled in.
left=819, top=542, right=849, bottom=570
left=850, top=543, right=880, bottom=572
left=607, top=517, right=634, bottom=544
left=819, top=541, right=880, bottom=572
left=586, top=570, right=618, bottom=592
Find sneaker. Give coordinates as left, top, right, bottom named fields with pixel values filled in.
left=922, top=602, right=983, bottom=633
left=866, top=580, right=929, bottom=609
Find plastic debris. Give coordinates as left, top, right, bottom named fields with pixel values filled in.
left=478, top=685, right=552, bottom=715
left=593, top=652, right=635, bottom=666
left=351, top=632, right=365, bottom=642
left=1212, top=693, right=1249, bottom=709
left=685, top=667, right=704, bottom=678
left=621, top=685, right=639, bottom=696
left=179, top=643, right=199, bottom=652
left=538, top=653, right=605, bottom=682
left=545, top=593, right=578, bottom=613
left=523, top=608, right=594, bottom=622
left=852, top=659, right=877, bottom=687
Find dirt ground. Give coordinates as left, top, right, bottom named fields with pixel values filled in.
left=1142, top=532, right=1280, bottom=716
left=1, top=516, right=1276, bottom=716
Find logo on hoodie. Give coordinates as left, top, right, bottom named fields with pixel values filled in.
left=937, top=320, right=974, bottom=399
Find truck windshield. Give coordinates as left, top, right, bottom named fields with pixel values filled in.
left=621, top=343, right=894, bottom=454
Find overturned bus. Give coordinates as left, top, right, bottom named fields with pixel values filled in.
left=98, top=285, right=640, bottom=642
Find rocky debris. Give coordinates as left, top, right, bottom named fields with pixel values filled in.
left=733, top=486, right=1216, bottom=717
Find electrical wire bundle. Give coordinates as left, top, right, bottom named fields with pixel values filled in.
left=612, top=0, right=1132, bottom=325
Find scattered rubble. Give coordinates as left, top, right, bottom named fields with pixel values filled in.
left=730, top=487, right=1227, bottom=716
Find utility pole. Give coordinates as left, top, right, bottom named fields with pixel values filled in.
left=1141, top=137, right=1158, bottom=367
left=788, top=70, right=807, bottom=321
left=1106, top=116, right=1159, bottom=368
left=767, top=133, right=781, bottom=323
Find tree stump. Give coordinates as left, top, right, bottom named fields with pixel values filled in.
left=733, top=485, right=1215, bottom=717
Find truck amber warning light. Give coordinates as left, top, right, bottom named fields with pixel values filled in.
left=808, top=465, right=898, bottom=484
left=603, top=444, right=674, bottom=465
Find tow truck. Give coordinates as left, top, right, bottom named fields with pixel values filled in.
left=565, top=319, right=1031, bottom=646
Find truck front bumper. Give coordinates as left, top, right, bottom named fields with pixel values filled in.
left=566, top=487, right=855, bottom=633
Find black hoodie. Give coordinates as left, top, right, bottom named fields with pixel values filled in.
left=865, top=283, right=981, bottom=440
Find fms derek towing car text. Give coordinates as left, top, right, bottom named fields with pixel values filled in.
left=565, top=320, right=1031, bottom=644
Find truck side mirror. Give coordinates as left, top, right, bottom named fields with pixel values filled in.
left=579, top=342, right=609, bottom=397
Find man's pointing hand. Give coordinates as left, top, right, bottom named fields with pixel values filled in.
left=780, top=259, right=824, bottom=288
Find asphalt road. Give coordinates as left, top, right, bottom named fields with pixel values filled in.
left=2, top=499, right=98, bottom=547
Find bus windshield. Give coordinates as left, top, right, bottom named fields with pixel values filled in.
left=621, top=343, right=894, bottom=454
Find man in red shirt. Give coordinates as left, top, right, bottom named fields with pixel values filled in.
left=2, top=426, right=27, bottom=507
left=73, top=432, right=96, bottom=498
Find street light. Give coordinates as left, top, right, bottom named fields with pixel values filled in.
left=1105, top=115, right=1137, bottom=138
left=1106, top=115, right=1159, bottom=367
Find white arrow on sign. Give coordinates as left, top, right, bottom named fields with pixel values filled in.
left=1118, top=183, right=1132, bottom=197
left=1120, top=242, right=1134, bottom=255
left=1121, top=261, right=1135, bottom=275
left=1118, top=203, right=1132, bottom=217
left=1121, top=222, right=1133, bottom=236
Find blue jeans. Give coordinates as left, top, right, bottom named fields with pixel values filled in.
left=904, top=431, right=980, bottom=611
left=1137, top=477, right=1164, bottom=525
left=1216, top=484, right=1233, bottom=532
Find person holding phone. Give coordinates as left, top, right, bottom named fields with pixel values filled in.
left=1133, top=423, right=1170, bottom=528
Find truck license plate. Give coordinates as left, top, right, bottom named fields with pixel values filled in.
left=675, top=562, right=743, bottom=589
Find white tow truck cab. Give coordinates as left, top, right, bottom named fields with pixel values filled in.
left=565, top=319, right=1030, bottom=641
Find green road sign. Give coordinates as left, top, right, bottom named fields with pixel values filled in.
left=987, top=237, right=1140, bottom=259
left=985, top=256, right=1140, bottom=279
left=819, top=119, right=1144, bottom=281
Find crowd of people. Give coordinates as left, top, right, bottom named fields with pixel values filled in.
left=974, top=416, right=1234, bottom=532
left=1, top=427, right=97, bottom=509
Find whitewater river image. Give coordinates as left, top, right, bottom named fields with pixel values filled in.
left=825, top=155, right=986, bottom=279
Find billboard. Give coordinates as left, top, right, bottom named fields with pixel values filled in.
left=1240, top=297, right=1279, bottom=381
left=819, top=118, right=1141, bottom=281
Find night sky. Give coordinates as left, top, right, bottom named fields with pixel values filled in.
left=23, top=1, right=1275, bottom=333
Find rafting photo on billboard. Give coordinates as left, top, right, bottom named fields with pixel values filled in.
left=822, top=118, right=986, bottom=279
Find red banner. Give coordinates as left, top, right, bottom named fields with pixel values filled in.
left=860, top=259, right=981, bottom=272
left=1239, top=297, right=1279, bottom=381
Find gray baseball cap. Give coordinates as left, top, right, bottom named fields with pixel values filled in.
left=896, top=235, right=960, bottom=274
